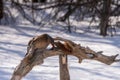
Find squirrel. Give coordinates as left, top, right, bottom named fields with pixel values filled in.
left=25, top=34, right=55, bottom=57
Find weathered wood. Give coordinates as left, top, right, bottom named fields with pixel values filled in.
left=11, top=49, right=63, bottom=80
left=59, top=54, right=70, bottom=80
left=11, top=36, right=120, bottom=80
left=54, top=37, right=120, bottom=65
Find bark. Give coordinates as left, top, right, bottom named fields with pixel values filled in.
left=54, top=37, right=120, bottom=65
left=11, top=36, right=120, bottom=80
left=99, top=17, right=109, bottom=36
left=59, top=54, right=70, bottom=80
left=99, top=0, right=111, bottom=36
left=11, top=49, right=63, bottom=80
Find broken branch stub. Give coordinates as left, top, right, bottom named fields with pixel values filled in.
left=95, top=53, right=120, bottom=65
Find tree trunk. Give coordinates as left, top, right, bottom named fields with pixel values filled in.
left=0, top=0, right=4, bottom=19
left=59, top=54, right=70, bottom=80
left=99, top=0, right=111, bottom=36
left=99, top=17, right=109, bottom=36
left=67, top=17, right=72, bottom=33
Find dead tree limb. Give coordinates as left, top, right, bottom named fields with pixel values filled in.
left=11, top=49, right=63, bottom=80
left=54, top=37, right=120, bottom=65
left=11, top=36, right=120, bottom=80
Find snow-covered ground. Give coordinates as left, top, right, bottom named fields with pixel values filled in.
left=0, top=24, right=120, bottom=80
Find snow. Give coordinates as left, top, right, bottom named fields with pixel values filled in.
left=0, top=24, right=120, bottom=80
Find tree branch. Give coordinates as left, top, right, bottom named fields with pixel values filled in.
left=54, top=37, right=120, bottom=64
left=11, top=49, right=63, bottom=80
left=11, top=37, right=120, bottom=80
